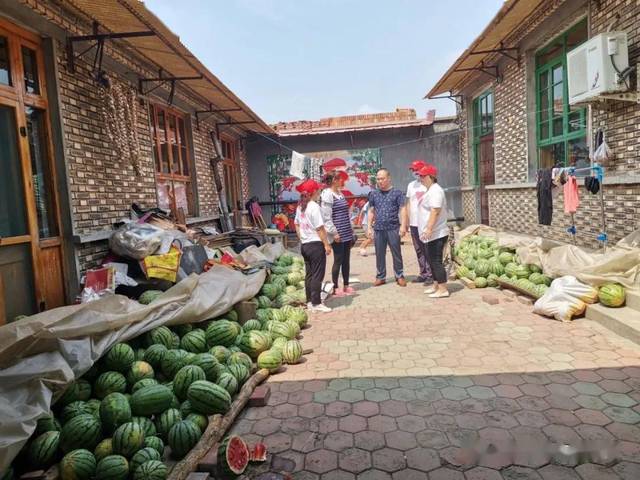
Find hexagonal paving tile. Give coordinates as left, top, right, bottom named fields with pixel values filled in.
left=292, top=431, right=324, bottom=453
left=339, top=389, right=365, bottom=403
left=271, top=403, right=298, bottom=419
left=354, top=430, right=386, bottom=451
left=379, top=400, right=409, bottom=417
left=314, top=390, right=339, bottom=404
left=385, top=430, right=418, bottom=450
left=538, top=464, right=581, bottom=480
left=441, top=386, right=469, bottom=401
left=455, top=412, right=488, bottom=430
left=288, top=390, right=314, bottom=405
left=572, top=382, right=605, bottom=396
left=299, top=403, right=326, bottom=418
left=603, top=406, right=640, bottom=424
left=351, top=377, right=376, bottom=390
left=368, top=415, right=398, bottom=433
left=415, top=387, right=443, bottom=402
left=390, top=469, right=425, bottom=480
left=404, top=447, right=440, bottom=472
left=253, top=418, right=282, bottom=436
left=416, top=429, right=449, bottom=449
left=575, top=463, right=621, bottom=480
left=544, top=409, right=580, bottom=427
left=328, top=378, right=351, bottom=391
left=501, top=466, right=544, bottom=479
left=338, top=447, right=371, bottom=473
left=428, top=467, right=465, bottom=479
left=319, top=471, right=354, bottom=480
left=396, top=414, right=427, bottom=433
left=304, top=449, right=338, bottom=474
left=389, top=387, right=417, bottom=401
left=263, top=432, right=293, bottom=453
left=357, top=470, right=392, bottom=480
left=464, top=466, right=504, bottom=480
left=601, top=392, right=636, bottom=408
left=324, top=430, right=354, bottom=451
left=372, top=448, right=406, bottom=473
left=338, top=414, right=367, bottom=433
left=325, top=401, right=352, bottom=417
left=365, top=388, right=392, bottom=402
left=353, top=401, right=380, bottom=417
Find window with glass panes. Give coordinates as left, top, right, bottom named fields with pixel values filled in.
left=220, top=137, right=241, bottom=211
left=471, top=90, right=493, bottom=185
left=149, top=104, right=194, bottom=215
left=536, top=20, right=589, bottom=170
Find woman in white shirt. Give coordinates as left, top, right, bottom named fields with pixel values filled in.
left=416, top=164, right=450, bottom=298
left=294, top=179, right=333, bottom=313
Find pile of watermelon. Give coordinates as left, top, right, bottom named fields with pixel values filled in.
left=260, top=254, right=307, bottom=307
left=454, top=234, right=552, bottom=297
left=7, top=255, right=310, bottom=480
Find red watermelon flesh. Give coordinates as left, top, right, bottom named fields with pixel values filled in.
left=219, top=435, right=249, bottom=476
left=250, top=443, right=267, bottom=462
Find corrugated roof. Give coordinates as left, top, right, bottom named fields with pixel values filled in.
left=64, top=0, right=273, bottom=134
left=425, top=0, right=546, bottom=98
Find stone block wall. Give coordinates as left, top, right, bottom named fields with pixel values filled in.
left=462, top=190, right=478, bottom=225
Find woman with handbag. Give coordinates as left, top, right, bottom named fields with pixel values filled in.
left=320, top=170, right=355, bottom=296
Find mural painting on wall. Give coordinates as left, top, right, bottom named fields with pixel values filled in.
left=267, top=148, right=381, bottom=232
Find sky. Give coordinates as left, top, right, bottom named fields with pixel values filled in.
left=144, top=0, right=504, bottom=123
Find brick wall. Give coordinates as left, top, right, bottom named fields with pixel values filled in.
left=238, top=139, right=250, bottom=203
left=191, top=126, right=219, bottom=217
left=462, top=190, right=478, bottom=225
left=457, top=105, right=470, bottom=186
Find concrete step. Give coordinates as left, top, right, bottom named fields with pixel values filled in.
left=626, top=289, right=640, bottom=311
left=586, top=303, right=640, bottom=345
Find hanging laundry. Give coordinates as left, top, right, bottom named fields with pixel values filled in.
left=537, top=168, right=553, bottom=225
left=585, top=176, right=600, bottom=195
left=289, top=151, right=305, bottom=179
left=564, top=175, right=580, bottom=214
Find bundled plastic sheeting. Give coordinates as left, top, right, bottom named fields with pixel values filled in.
left=109, top=222, right=165, bottom=259
left=533, top=276, right=597, bottom=322
left=0, top=242, right=284, bottom=472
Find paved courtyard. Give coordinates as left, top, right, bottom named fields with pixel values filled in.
left=235, top=243, right=640, bottom=479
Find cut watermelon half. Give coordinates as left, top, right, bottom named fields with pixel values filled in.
left=218, top=435, right=250, bottom=477
left=250, top=442, right=267, bottom=462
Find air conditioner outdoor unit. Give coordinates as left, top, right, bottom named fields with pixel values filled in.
left=567, top=32, right=629, bottom=104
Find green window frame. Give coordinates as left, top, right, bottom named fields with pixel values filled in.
left=471, top=90, right=493, bottom=185
left=535, top=20, right=589, bottom=169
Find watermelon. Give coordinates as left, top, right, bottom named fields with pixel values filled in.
left=131, top=417, right=156, bottom=437
left=487, top=274, right=499, bottom=288
left=190, top=353, right=219, bottom=382
left=154, top=408, right=182, bottom=440
left=179, top=400, right=193, bottom=417
left=286, top=307, right=308, bottom=328
left=60, top=414, right=102, bottom=452
left=95, top=455, right=128, bottom=480
left=285, top=320, right=301, bottom=338
left=227, top=363, right=250, bottom=385
left=599, top=283, right=626, bottom=307
left=488, top=260, right=504, bottom=276
left=130, top=448, right=161, bottom=475
left=214, top=363, right=231, bottom=378
left=173, top=365, right=206, bottom=401
left=28, top=431, right=61, bottom=468
left=187, top=380, right=231, bottom=415
left=249, top=443, right=267, bottom=463
left=86, top=399, right=101, bottom=418
left=217, top=435, right=249, bottom=477
left=529, top=264, right=542, bottom=274
left=284, top=285, right=297, bottom=295
left=94, top=372, right=127, bottom=399
left=61, top=401, right=91, bottom=424
left=75, top=380, right=92, bottom=402
left=133, top=460, right=167, bottom=480
left=504, top=262, right=519, bottom=278
left=103, top=343, right=134, bottom=373
left=160, top=350, right=189, bottom=379
left=126, top=361, right=154, bottom=386
left=474, top=260, right=490, bottom=277
left=227, top=310, right=240, bottom=322
left=256, top=296, right=272, bottom=309
left=139, top=290, right=162, bottom=305
left=456, top=265, right=470, bottom=279
left=168, top=420, right=202, bottom=458
left=112, top=422, right=145, bottom=457
left=498, top=252, right=514, bottom=265
left=100, top=393, right=132, bottom=433
left=209, top=345, right=231, bottom=363
left=60, top=449, right=96, bottom=480
left=145, top=327, right=174, bottom=349
left=35, top=415, right=61, bottom=435
left=268, top=321, right=294, bottom=340
left=257, top=350, right=282, bottom=373
left=132, top=378, right=158, bottom=393
left=57, top=382, right=84, bottom=407
left=270, top=337, right=288, bottom=353
left=237, top=331, right=271, bottom=359
left=241, top=319, right=262, bottom=332
left=143, top=436, right=164, bottom=455
left=174, top=324, right=193, bottom=337
left=514, top=264, right=530, bottom=279
left=463, top=258, right=476, bottom=270
left=170, top=332, right=180, bottom=349
left=260, top=283, right=279, bottom=300
left=255, top=309, right=271, bottom=323
left=94, top=439, right=113, bottom=462
left=270, top=265, right=290, bottom=275
left=185, top=413, right=208, bottom=433
left=143, top=345, right=168, bottom=369
left=227, top=351, right=252, bottom=370
left=216, top=372, right=238, bottom=395
left=281, top=340, right=303, bottom=364
left=466, top=270, right=477, bottom=281
left=180, top=329, right=207, bottom=353
left=286, top=272, right=303, bottom=286
left=206, top=321, right=239, bottom=348
left=474, top=277, right=488, bottom=288
left=130, top=385, right=173, bottom=416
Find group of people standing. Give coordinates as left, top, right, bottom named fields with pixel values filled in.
left=294, top=159, right=450, bottom=313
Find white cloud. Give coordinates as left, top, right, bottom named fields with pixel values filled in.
left=356, top=104, right=382, bottom=114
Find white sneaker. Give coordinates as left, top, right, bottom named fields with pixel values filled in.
left=424, top=286, right=436, bottom=294
left=311, top=304, right=332, bottom=313
left=306, top=302, right=313, bottom=310
left=428, top=291, right=450, bottom=298
left=359, top=248, right=368, bottom=257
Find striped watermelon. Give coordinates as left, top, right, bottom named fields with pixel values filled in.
left=145, top=327, right=174, bottom=349
left=95, top=455, right=128, bottom=480
left=227, top=363, right=250, bottom=385
left=35, top=415, right=61, bottom=435
left=170, top=332, right=181, bottom=349
left=216, top=372, right=238, bottom=396
left=28, top=431, right=60, bottom=468
left=94, top=372, right=127, bottom=399
left=208, top=345, right=231, bottom=364
left=143, top=345, right=168, bottom=369
left=270, top=308, right=287, bottom=322
left=131, top=417, right=156, bottom=437
left=185, top=413, right=208, bottom=433
left=281, top=340, right=303, bottom=364
left=241, top=319, right=262, bottom=332
left=132, top=378, right=158, bottom=393
left=143, top=436, right=164, bottom=455
left=130, top=385, right=173, bottom=416
left=167, top=420, right=202, bottom=459
left=179, top=400, right=193, bottom=418
left=94, top=439, right=113, bottom=462
left=135, top=348, right=146, bottom=361
left=75, top=380, right=92, bottom=402
left=100, top=393, right=132, bottom=433
left=60, top=449, right=96, bottom=480
left=228, top=346, right=241, bottom=353
left=217, top=435, right=249, bottom=477
left=270, top=337, right=288, bottom=353
left=237, top=331, right=271, bottom=359
left=285, top=320, right=301, bottom=338
left=205, top=321, right=240, bottom=347
left=132, top=460, right=167, bottom=480
left=268, top=321, right=294, bottom=340
left=173, top=324, right=193, bottom=337
left=227, top=310, right=239, bottom=322
left=154, top=408, right=182, bottom=440
left=190, top=353, right=219, bottom=382
left=160, top=350, right=189, bottom=379
left=61, top=401, right=91, bottom=424
left=187, top=380, right=232, bottom=415
left=255, top=309, right=270, bottom=323
left=227, top=351, right=252, bottom=370
left=60, top=414, right=102, bottom=452
left=126, top=361, right=154, bottom=386
left=180, top=329, right=207, bottom=353
left=57, top=381, right=85, bottom=407
left=104, top=344, right=135, bottom=372
left=257, top=350, right=282, bottom=373
left=173, top=365, right=206, bottom=401
left=112, top=422, right=145, bottom=457
left=85, top=399, right=101, bottom=418
left=129, top=448, right=161, bottom=475
left=256, top=296, right=272, bottom=309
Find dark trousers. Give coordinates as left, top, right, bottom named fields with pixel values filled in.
left=301, top=241, right=326, bottom=306
left=374, top=229, right=404, bottom=280
left=410, top=226, right=432, bottom=280
left=425, top=235, right=448, bottom=283
left=331, top=241, right=351, bottom=288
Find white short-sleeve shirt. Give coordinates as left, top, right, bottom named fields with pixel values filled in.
left=417, top=183, right=448, bottom=242
left=294, top=200, right=324, bottom=244
left=406, top=179, right=428, bottom=227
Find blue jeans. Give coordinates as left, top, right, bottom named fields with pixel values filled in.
left=374, top=229, right=404, bottom=280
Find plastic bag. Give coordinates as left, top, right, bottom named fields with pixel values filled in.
left=593, top=139, right=613, bottom=164
left=142, top=246, right=182, bottom=282
left=533, top=276, right=591, bottom=322
left=109, top=222, right=164, bottom=259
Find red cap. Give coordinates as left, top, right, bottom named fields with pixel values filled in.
left=417, top=164, right=438, bottom=177
left=409, top=160, right=427, bottom=171
left=322, top=158, right=347, bottom=172
left=334, top=170, right=349, bottom=182
left=295, top=178, right=322, bottom=194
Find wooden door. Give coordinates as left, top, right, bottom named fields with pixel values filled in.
left=479, top=135, right=495, bottom=225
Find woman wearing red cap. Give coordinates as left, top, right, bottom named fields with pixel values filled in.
left=320, top=170, right=355, bottom=297
left=416, top=164, right=450, bottom=298
left=294, top=179, right=333, bottom=313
